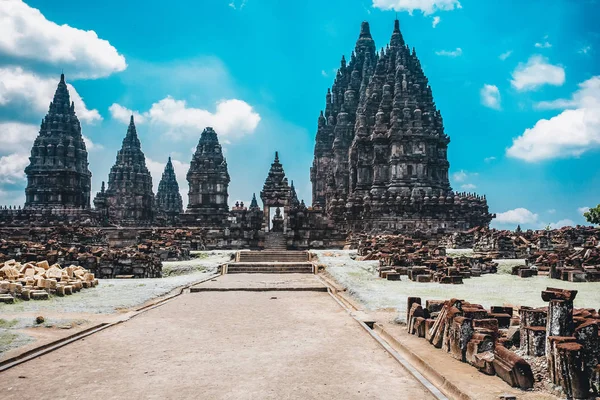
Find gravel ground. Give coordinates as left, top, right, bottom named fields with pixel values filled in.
left=314, top=250, right=600, bottom=322
left=0, top=251, right=233, bottom=315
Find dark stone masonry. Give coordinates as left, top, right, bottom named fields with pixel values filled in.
left=311, top=20, right=493, bottom=232
left=24, top=74, right=92, bottom=210
left=1, top=20, right=495, bottom=249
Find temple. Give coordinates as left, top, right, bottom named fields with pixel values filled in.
left=93, top=116, right=155, bottom=226
left=182, top=127, right=230, bottom=227
left=24, top=74, right=92, bottom=210
left=1, top=20, right=493, bottom=244
left=155, top=157, right=184, bottom=226
left=311, top=20, right=493, bottom=232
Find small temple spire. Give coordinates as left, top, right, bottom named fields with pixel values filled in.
left=360, top=21, right=371, bottom=38
left=274, top=151, right=279, bottom=163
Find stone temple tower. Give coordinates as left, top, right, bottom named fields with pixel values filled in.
left=184, top=127, right=230, bottom=226
left=24, top=74, right=92, bottom=209
left=155, top=157, right=184, bottom=225
left=94, top=116, right=155, bottom=225
left=311, top=20, right=493, bottom=232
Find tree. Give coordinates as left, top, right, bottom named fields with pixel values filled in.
left=584, top=205, right=600, bottom=225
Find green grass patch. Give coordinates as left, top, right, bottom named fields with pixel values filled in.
left=0, top=319, right=18, bottom=329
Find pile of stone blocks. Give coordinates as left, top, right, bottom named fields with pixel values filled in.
left=358, top=234, right=497, bottom=283
left=0, top=259, right=98, bottom=303
left=406, top=296, right=534, bottom=390
left=527, top=239, right=600, bottom=282
left=406, top=287, right=600, bottom=397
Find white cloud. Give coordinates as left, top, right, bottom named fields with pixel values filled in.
left=0, top=67, right=101, bottom=123
left=547, top=209, right=556, bottom=214
left=0, top=0, right=126, bottom=79
left=499, top=50, right=512, bottom=61
left=484, top=156, right=496, bottom=163
left=83, top=135, right=102, bottom=151
left=110, top=96, right=261, bottom=140
left=108, top=103, right=147, bottom=124
left=432, top=16, right=441, bottom=28
left=461, top=183, right=476, bottom=190
left=480, top=84, right=501, bottom=110
left=435, top=48, right=462, bottom=57
left=372, top=0, right=461, bottom=15
left=0, top=122, right=38, bottom=154
left=578, top=45, right=591, bottom=55
left=507, top=76, right=600, bottom=162
left=578, top=206, right=590, bottom=214
left=510, top=55, right=565, bottom=91
left=546, top=219, right=574, bottom=229
left=0, top=152, right=29, bottom=184
left=535, top=76, right=600, bottom=110
left=534, top=41, right=552, bottom=49
left=228, top=0, right=247, bottom=10
left=146, top=157, right=190, bottom=207
left=495, top=208, right=539, bottom=225
left=452, top=170, right=467, bottom=182
left=451, top=170, right=477, bottom=183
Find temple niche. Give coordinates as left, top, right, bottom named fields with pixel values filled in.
left=93, top=116, right=155, bottom=226
left=24, top=74, right=92, bottom=210
left=155, top=157, right=184, bottom=226
left=310, top=20, right=493, bottom=233
left=182, top=127, right=230, bottom=227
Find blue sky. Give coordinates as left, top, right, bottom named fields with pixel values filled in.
left=0, top=0, right=599, bottom=229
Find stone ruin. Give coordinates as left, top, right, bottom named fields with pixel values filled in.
left=0, top=20, right=496, bottom=254
left=405, top=287, right=600, bottom=397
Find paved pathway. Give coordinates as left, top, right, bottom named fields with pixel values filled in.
left=0, top=276, right=434, bottom=399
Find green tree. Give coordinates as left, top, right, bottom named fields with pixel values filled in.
left=584, top=205, right=600, bottom=225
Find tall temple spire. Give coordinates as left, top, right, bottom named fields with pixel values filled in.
left=24, top=73, right=91, bottom=210
left=156, top=156, right=183, bottom=224
left=183, top=127, right=230, bottom=227
left=93, top=118, right=154, bottom=225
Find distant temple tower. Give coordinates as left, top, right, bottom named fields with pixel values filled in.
left=184, top=127, right=230, bottom=226
left=93, top=116, right=154, bottom=225
left=260, top=152, right=291, bottom=232
left=155, top=157, right=184, bottom=225
left=311, top=20, right=493, bottom=231
left=24, top=74, right=92, bottom=209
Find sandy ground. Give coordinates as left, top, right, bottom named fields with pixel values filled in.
left=314, top=250, right=600, bottom=322
left=0, top=288, right=434, bottom=400
left=191, top=273, right=327, bottom=291
left=0, top=251, right=233, bottom=358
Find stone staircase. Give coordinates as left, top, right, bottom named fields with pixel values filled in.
left=264, top=232, right=287, bottom=250
left=225, top=250, right=314, bottom=274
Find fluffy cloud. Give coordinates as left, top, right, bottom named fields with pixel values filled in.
left=110, top=97, right=261, bottom=140
left=461, top=183, right=476, bottom=190
left=0, top=152, right=29, bottom=184
left=451, top=170, right=477, bottom=183
left=495, top=208, right=539, bottom=225
left=432, top=16, right=440, bottom=27
left=507, top=76, right=600, bottom=162
left=435, top=48, right=462, bottom=57
left=578, top=206, right=590, bottom=214
left=510, top=55, right=565, bottom=91
left=0, top=122, right=38, bottom=154
left=535, top=41, right=552, bottom=49
left=546, top=219, right=574, bottom=229
left=480, top=84, right=501, bottom=110
left=0, top=67, right=101, bottom=124
left=499, top=50, right=512, bottom=61
left=484, top=156, right=496, bottom=163
left=0, top=0, right=126, bottom=79
left=372, top=0, right=461, bottom=15
left=108, top=103, right=146, bottom=124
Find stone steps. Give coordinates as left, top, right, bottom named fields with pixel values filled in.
left=264, top=232, right=287, bottom=250
left=226, top=262, right=314, bottom=274
left=237, top=250, right=309, bottom=263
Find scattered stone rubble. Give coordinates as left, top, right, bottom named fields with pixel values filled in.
left=0, top=259, right=98, bottom=303
left=406, top=288, right=599, bottom=397
left=356, top=234, right=497, bottom=283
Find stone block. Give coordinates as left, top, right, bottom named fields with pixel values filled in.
left=493, top=346, right=534, bottom=389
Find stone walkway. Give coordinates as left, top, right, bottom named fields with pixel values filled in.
left=0, top=275, right=434, bottom=399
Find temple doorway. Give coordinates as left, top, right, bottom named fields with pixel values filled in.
left=267, top=206, right=285, bottom=232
